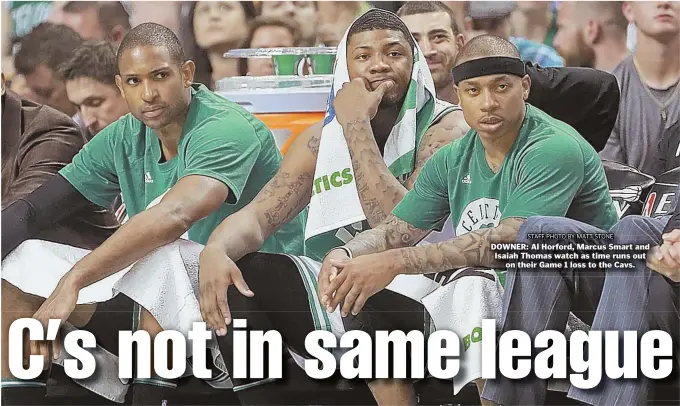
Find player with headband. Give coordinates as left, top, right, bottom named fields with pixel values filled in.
left=319, top=34, right=618, bottom=404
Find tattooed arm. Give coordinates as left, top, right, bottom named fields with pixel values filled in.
left=322, top=216, right=525, bottom=316
left=200, top=122, right=321, bottom=334
left=343, top=110, right=469, bottom=228
left=394, top=217, right=526, bottom=273
left=203, top=121, right=321, bottom=259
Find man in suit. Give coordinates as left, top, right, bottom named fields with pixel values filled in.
left=1, top=71, right=119, bottom=405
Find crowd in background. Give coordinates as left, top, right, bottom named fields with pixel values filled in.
left=4, top=1, right=678, bottom=179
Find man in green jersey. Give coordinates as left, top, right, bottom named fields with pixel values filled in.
left=1, top=22, right=304, bottom=405
left=318, top=34, right=618, bottom=404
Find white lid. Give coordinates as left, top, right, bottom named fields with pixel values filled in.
left=215, top=75, right=333, bottom=91
left=224, top=47, right=337, bottom=58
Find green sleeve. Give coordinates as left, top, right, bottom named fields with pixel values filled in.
left=182, top=116, right=263, bottom=205
left=392, top=144, right=451, bottom=230
left=58, top=122, right=120, bottom=208
left=502, top=135, right=585, bottom=220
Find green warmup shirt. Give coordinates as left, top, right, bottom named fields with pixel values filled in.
left=59, top=84, right=304, bottom=254
left=393, top=104, right=618, bottom=240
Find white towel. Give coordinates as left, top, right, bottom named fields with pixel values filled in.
left=304, top=8, right=437, bottom=257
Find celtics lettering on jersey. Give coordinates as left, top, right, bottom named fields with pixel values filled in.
left=456, top=198, right=502, bottom=236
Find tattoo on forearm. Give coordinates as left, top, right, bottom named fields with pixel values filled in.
left=255, top=170, right=313, bottom=232
left=346, top=215, right=428, bottom=257
left=398, top=218, right=526, bottom=274
left=343, top=119, right=408, bottom=227
left=345, top=227, right=389, bottom=257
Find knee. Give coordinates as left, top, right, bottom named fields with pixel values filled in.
left=611, top=216, right=662, bottom=245
left=1, top=280, right=41, bottom=316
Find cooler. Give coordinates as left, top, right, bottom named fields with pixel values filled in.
left=218, top=47, right=336, bottom=154
left=215, top=75, right=332, bottom=154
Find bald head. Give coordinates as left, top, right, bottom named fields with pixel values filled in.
left=454, top=34, right=520, bottom=66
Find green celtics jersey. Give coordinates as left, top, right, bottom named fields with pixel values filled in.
left=393, top=104, right=618, bottom=236
left=60, top=84, right=304, bottom=255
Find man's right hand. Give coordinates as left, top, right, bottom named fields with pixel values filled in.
left=318, top=248, right=350, bottom=310
left=199, top=245, right=254, bottom=336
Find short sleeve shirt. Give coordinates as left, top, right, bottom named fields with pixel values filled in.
left=60, top=84, right=304, bottom=254
left=393, top=104, right=618, bottom=235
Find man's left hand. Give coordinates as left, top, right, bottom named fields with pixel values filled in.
left=30, top=276, right=79, bottom=369
left=324, top=251, right=401, bottom=317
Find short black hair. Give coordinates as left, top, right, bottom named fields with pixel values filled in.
left=59, top=41, right=118, bottom=87
left=116, top=23, right=185, bottom=70
left=396, top=1, right=461, bottom=34
left=15, top=23, right=84, bottom=76
left=454, top=35, right=520, bottom=66
left=62, top=1, right=131, bottom=34
left=347, top=9, right=415, bottom=51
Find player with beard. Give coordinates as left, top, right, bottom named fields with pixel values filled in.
left=1, top=22, right=304, bottom=405
left=198, top=8, right=471, bottom=406
left=320, top=35, right=617, bottom=406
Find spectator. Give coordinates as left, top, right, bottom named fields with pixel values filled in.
left=397, top=1, right=465, bottom=104
left=316, top=1, right=372, bottom=47
left=14, top=23, right=83, bottom=118
left=128, top=1, right=182, bottom=36
left=553, top=1, right=629, bottom=72
left=1, top=71, right=118, bottom=404
left=239, top=17, right=302, bottom=76
left=465, top=1, right=565, bottom=67
left=259, top=1, right=318, bottom=46
left=59, top=41, right=129, bottom=136
left=396, top=0, right=621, bottom=155
left=180, top=1, right=256, bottom=89
left=56, top=1, right=131, bottom=48
left=509, top=1, right=558, bottom=48
left=600, top=1, right=680, bottom=177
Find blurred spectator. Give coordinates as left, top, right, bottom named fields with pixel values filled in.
left=553, top=1, right=629, bottom=72
left=259, top=1, right=318, bottom=46
left=465, top=1, right=564, bottom=67
left=180, top=1, right=256, bottom=89
left=59, top=41, right=129, bottom=136
left=510, top=1, right=558, bottom=48
left=397, top=1, right=465, bottom=104
left=316, top=1, right=373, bottom=47
left=54, top=1, right=131, bottom=48
left=600, top=1, right=680, bottom=177
left=14, top=23, right=83, bottom=117
left=128, top=1, right=182, bottom=35
left=239, top=17, right=302, bottom=76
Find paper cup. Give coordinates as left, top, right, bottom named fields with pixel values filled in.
left=273, top=54, right=306, bottom=76
left=309, top=54, right=335, bottom=75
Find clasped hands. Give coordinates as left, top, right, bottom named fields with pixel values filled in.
left=647, top=229, right=680, bottom=282
left=317, top=248, right=401, bottom=318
